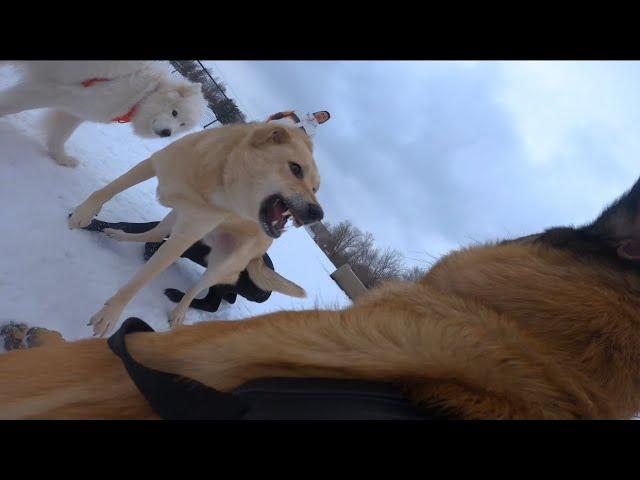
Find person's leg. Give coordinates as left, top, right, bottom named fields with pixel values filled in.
left=164, top=284, right=235, bottom=313
left=84, top=219, right=161, bottom=234
left=236, top=253, right=274, bottom=303
left=235, top=270, right=271, bottom=303
left=177, top=241, right=212, bottom=268
left=103, top=210, right=176, bottom=243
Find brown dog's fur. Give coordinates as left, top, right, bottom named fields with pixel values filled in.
left=4, top=174, right=640, bottom=419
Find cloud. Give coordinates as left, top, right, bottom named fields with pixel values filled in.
left=210, top=61, right=640, bottom=268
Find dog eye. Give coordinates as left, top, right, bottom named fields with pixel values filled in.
left=172, top=110, right=178, bottom=117
left=289, top=162, right=303, bottom=179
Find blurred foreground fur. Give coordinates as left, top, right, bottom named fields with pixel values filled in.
left=4, top=175, right=640, bottom=419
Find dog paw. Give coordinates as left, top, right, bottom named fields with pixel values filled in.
left=51, top=152, right=79, bottom=168
left=0, top=321, right=29, bottom=351
left=103, top=228, right=127, bottom=240
left=68, top=198, right=103, bottom=230
left=164, top=288, right=185, bottom=304
left=168, top=306, right=187, bottom=328
left=88, top=302, right=123, bottom=337
left=25, top=327, right=64, bottom=348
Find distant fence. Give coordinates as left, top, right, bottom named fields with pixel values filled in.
left=168, top=60, right=246, bottom=128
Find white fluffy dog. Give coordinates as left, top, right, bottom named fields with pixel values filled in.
left=0, top=61, right=207, bottom=167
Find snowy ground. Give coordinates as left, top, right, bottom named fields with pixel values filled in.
left=0, top=66, right=348, bottom=345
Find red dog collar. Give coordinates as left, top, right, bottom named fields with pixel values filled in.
left=81, top=77, right=110, bottom=87
left=82, top=77, right=138, bottom=123
left=111, top=105, right=138, bottom=123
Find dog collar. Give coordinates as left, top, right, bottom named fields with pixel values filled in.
left=82, top=77, right=111, bottom=87
left=111, top=105, right=138, bottom=123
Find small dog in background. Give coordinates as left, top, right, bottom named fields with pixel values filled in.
left=83, top=217, right=276, bottom=312
left=0, top=61, right=206, bottom=167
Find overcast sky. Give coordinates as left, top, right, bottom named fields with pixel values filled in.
left=206, top=61, right=640, bottom=269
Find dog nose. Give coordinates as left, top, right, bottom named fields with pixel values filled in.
left=305, top=203, right=324, bottom=223
left=160, top=129, right=172, bottom=137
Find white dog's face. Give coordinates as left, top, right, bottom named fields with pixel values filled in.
left=132, top=82, right=206, bottom=139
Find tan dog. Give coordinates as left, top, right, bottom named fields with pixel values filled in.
left=67, top=122, right=323, bottom=336
left=4, top=174, right=640, bottom=419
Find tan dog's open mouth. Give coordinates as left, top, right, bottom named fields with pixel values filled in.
left=259, top=194, right=303, bottom=238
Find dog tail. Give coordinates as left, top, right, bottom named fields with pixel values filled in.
left=246, top=257, right=306, bottom=298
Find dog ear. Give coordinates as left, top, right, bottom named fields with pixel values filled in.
left=250, top=125, right=292, bottom=148
left=177, top=82, right=203, bottom=98
left=583, top=176, right=640, bottom=260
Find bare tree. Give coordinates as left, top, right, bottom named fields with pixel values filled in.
left=348, top=231, right=375, bottom=266
left=402, top=265, right=428, bottom=282
left=323, top=221, right=362, bottom=261
left=313, top=218, right=429, bottom=288
left=369, top=248, right=405, bottom=281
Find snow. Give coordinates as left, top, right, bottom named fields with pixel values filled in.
left=0, top=66, right=349, bottom=343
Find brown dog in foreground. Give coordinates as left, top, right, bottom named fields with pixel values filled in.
left=4, top=174, right=640, bottom=419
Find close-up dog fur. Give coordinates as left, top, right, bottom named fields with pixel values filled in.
left=0, top=61, right=206, bottom=167
left=67, top=122, right=322, bottom=336
left=3, top=172, right=640, bottom=419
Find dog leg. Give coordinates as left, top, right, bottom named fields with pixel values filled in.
left=68, top=157, right=155, bottom=229
left=167, top=235, right=256, bottom=326
left=88, top=211, right=223, bottom=337
left=44, top=110, right=84, bottom=167
left=103, top=210, right=177, bottom=242
left=168, top=262, right=244, bottom=327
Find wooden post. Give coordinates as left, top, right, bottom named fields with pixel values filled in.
left=330, top=264, right=368, bottom=301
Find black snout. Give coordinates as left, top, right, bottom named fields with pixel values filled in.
left=160, top=129, right=172, bottom=137
left=305, top=203, right=324, bottom=224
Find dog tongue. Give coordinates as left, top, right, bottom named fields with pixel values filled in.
left=274, top=200, right=287, bottom=219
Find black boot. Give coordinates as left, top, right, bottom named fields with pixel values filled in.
left=144, top=241, right=164, bottom=261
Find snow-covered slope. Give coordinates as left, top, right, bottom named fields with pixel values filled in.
left=0, top=66, right=348, bottom=342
